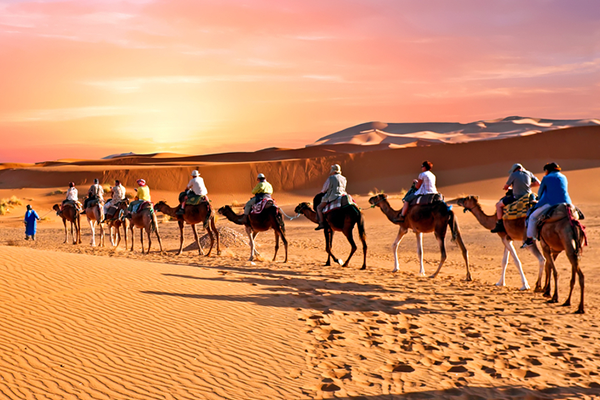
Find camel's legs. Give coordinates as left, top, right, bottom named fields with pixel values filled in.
left=89, top=219, right=96, bottom=247
left=429, top=233, right=447, bottom=279
left=543, top=250, right=560, bottom=303
left=154, top=221, right=163, bottom=254
left=529, top=243, right=547, bottom=292
left=204, top=223, right=214, bottom=257
left=98, top=218, right=104, bottom=248
left=76, top=216, right=81, bottom=244
left=324, top=229, right=342, bottom=266
left=176, top=221, right=184, bottom=255
left=246, top=226, right=255, bottom=261
left=191, top=224, right=204, bottom=256
left=70, top=221, right=75, bottom=245
left=279, top=228, right=288, bottom=263
left=562, top=246, right=585, bottom=313
left=392, top=228, right=408, bottom=273
left=502, top=237, right=530, bottom=290
left=146, top=227, right=152, bottom=254
left=341, top=225, right=357, bottom=268
left=139, top=228, right=145, bottom=254
left=129, top=227, right=134, bottom=252
left=416, top=232, right=426, bottom=276
left=122, top=220, right=127, bottom=250
left=211, top=217, right=220, bottom=255
left=273, top=230, right=280, bottom=261
left=497, top=245, right=510, bottom=287
left=62, top=219, right=68, bottom=243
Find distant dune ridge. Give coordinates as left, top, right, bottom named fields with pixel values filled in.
left=1, top=117, right=600, bottom=202
left=310, top=116, right=600, bottom=148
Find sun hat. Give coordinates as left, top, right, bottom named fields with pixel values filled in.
left=331, top=164, right=341, bottom=174
left=191, top=170, right=199, bottom=177
left=137, top=179, right=146, bottom=186
left=257, top=173, right=266, bottom=179
left=509, top=163, right=523, bottom=174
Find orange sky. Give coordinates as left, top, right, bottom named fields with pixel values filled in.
left=1, top=0, right=599, bottom=162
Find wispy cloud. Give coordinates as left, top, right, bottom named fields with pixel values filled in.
left=1, top=106, right=156, bottom=122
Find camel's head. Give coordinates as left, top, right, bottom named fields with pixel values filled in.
left=368, top=193, right=387, bottom=206
left=217, top=205, right=231, bottom=215
left=52, top=204, right=60, bottom=212
left=154, top=200, right=167, bottom=211
left=456, top=195, right=479, bottom=211
left=294, top=202, right=312, bottom=214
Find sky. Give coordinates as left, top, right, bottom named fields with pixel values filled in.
left=0, top=0, right=599, bottom=162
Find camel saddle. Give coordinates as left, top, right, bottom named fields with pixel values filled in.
left=178, top=191, right=209, bottom=206
left=540, top=203, right=584, bottom=224
left=408, top=193, right=444, bottom=206
left=323, top=195, right=358, bottom=214
left=503, top=193, right=536, bottom=220
left=131, top=201, right=154, bottom=214
left=251, top=198, right=276, bottom=214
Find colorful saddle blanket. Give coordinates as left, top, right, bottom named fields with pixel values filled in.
left=503, top=193, right=536, bottom=221
left=323, top=195, right=358, bottom=214
left=408, top=193, right=444, bottom=206
left=251, top=198, right=276, bottom=214
left=130, top=200, right=154, bottom=214
left=178, top=191, right=209, bottom=206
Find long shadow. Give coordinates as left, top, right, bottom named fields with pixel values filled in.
left=326, top=384, right=600, bottom=399
left=142, top=272, right=551, bottom=315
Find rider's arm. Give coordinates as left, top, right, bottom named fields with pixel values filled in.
left=531, top=181, right=540, bottom=188
left=502, top=184, right=511, bottom=191
left=415, top=179, right=424, bottom=189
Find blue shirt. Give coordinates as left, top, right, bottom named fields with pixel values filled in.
left=537, top=171, right=571, bottom=208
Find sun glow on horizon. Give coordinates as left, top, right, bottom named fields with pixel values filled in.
left=1, top=0, right=599, bottom=163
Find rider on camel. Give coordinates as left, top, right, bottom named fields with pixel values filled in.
left=394, top=161, right=437, bottom=223
left=491, top=163, right=540, bottom=233
left=522, top=162, right=572, bottom=248
left=102, top=180, right=126, bottom=222
left=243, top=173, right=273, bottom=224
left=84, top=178, right=104, bottom=209
left=177, top=170, right=208, bottom=215
left=58, top=182, right=82, bottom=215
left=127, top=179, right=151, bottom=217
left=315, top=164, right=347, bottom=230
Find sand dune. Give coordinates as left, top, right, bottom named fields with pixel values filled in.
left=311, top=116, right=600, bottom=148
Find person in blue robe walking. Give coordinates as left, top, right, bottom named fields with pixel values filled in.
left=24, top=205, right=40, bottom=240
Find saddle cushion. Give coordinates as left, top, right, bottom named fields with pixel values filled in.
left=251, top=198, right=276, bottom=214
left=323, top=194, right=357, bottom=213
left=179, top=191, right=209, bottom=205
left=408, top=193, right=444, bottom=207
left=503, top=193, right=536, bottom=220
left=541, top=203, right=581, bottom=223
left=129, top=200, right=154, bottom=214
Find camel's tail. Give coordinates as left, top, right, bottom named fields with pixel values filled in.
left=568, top=207, right=587, bottom=256
left=357, top=211, right=366, bottom=242
left=275, top=208, right=286, bottom=234
left=448, top=209, right=459, bottom=243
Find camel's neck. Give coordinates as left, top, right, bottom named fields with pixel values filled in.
left=301, top=209, right=318, bottom=224
left=466, top=203, right=496, bottom=229
left=223, top=209, right=245, bottom=225
left=377, top=200, right=400, bottom=222
left=157, top=205, right=178, bottom=218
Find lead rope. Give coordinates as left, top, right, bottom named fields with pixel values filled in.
left=278, top=208, right=301, bottom=221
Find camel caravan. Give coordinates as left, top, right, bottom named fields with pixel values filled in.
left=51, top=161, right=587, bottom=313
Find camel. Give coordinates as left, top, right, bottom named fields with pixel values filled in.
left=53, top=203, right=81, bottom=245
left=537, top=205, right=586, bottom=313
left=84, top=198, right=104, bottom=247
left=154, top=201, right=220, bottom=256
left=105, top=199, right=129, bottom=248
left=128, top=202, right=163, bottom=254
left=294, top=193, right=367, bottom=269
left=368, top=193, right=471, bottom=280
left=452, top=195, right=546, bottom=291
left=218, top=204, right=288, bottom=262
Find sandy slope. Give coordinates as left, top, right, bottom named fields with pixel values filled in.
left=0, top=245, right=318, bottom=399
left=1, top=191, right=599, bottom=398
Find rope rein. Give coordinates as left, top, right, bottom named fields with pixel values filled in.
left=278, top=207, right=301, bottom=221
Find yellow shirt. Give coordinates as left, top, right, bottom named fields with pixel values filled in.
left=252, top=181, right=273, bottom=195
left=137, top=185, right=151, bottom=201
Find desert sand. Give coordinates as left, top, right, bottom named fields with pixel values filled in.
left=1, top=125, right=600, bottom=399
